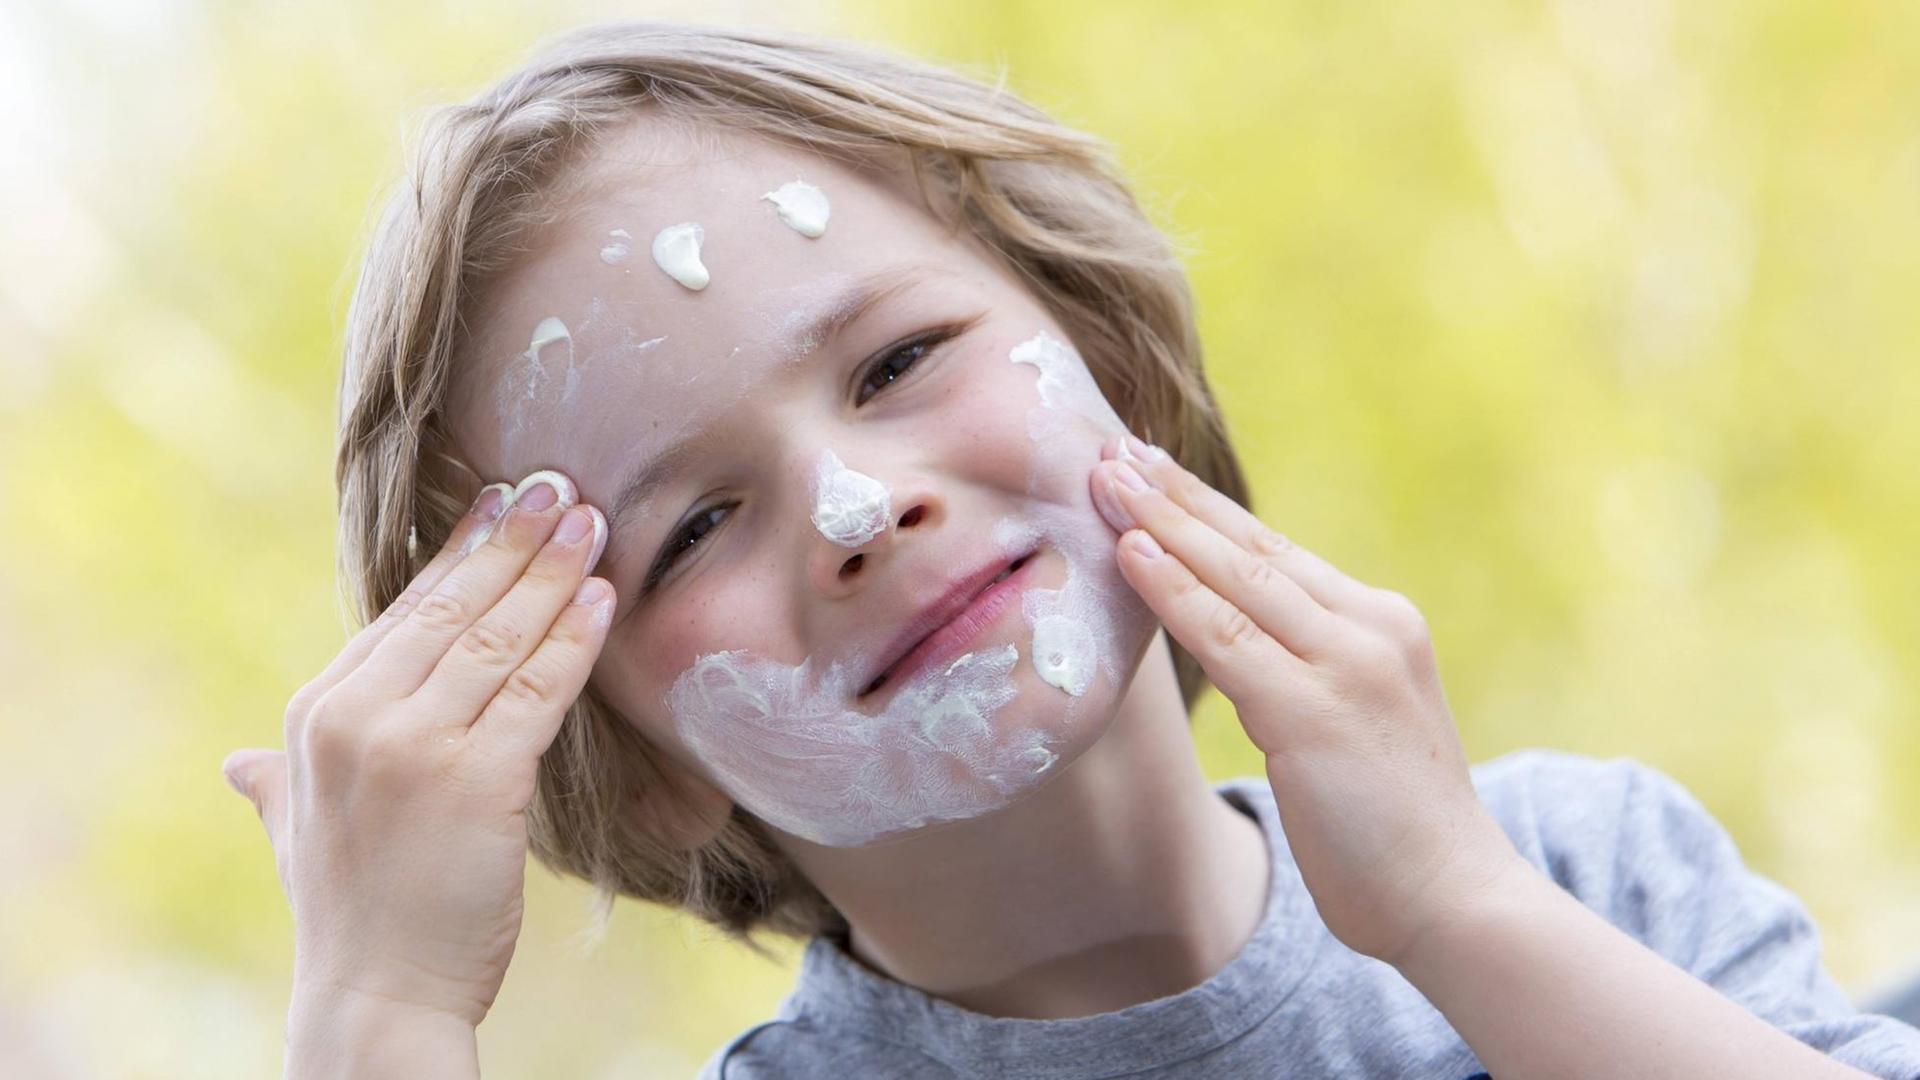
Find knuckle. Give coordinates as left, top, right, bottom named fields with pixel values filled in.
left=380, top=585, right=430, bottom=625
left=412, top=589, right=473, bottom=634
left=1249, top=523, right=1294, bottom=558
left=1373, top=588, right=1430, bottom=642
left=456, top=618, right=526, bottom=668
left=283, top=683, right=319, bottom=731
left=301, top=699, right=363, bottom=766
left=1232, top=551, right=1280, bottom=592
left=500, top=660, right=562, bottom=707
left=1206, top=601, right=1265, bottom=654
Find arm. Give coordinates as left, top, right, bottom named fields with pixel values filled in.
left=1090, top=436, right=1903, bottom=1078
left=219, top=473, right=616, bottom=1080
left=1392, top=854, right=1872, bottom=1080
left=287, top=987, right=480, bottom=1080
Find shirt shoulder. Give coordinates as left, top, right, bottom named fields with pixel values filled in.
left=1466, top=748, right=1920, bottom=1077
left=695, top=1016, right=960, bottom=1080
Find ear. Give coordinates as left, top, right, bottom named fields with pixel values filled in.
left=633, top=760, right=736, bottom=852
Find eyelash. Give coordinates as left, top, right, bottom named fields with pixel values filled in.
left=640, top=326, right=960, bottom=591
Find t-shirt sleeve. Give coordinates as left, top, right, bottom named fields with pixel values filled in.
left=1475, top=748, right=1920, bottom=1079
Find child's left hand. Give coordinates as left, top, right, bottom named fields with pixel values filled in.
left=1090, top=435, right=1524, bottom=967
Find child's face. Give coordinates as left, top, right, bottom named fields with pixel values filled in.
left=450, top=118, right=1158, bottom=847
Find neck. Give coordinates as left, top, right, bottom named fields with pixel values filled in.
left=773, top=633, right=1272, bottom=1020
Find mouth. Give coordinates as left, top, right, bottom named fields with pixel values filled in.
left=858, top=549, right=1039, bottom=699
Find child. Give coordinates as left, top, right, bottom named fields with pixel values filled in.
left=220, top=20, right=1920, bottom=1078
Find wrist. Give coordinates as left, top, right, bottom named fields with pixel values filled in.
left=1385, top=844, right=1550, bottom=980
left=1377, top=812, right=1537, bottom=973
left=287, top=983, right=479, bottom=1080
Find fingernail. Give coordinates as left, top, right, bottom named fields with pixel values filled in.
left=513, top=469, right=576, bottom=512
left=222, top=764, right=246, bottom=797
left=470, top=483, right=512, bottom=523
left=1093, top=470, right=1139, bottom=532
left=1115, top=462, right=1150, bottom=493
left=1124, top=435, right=1168, bottom=463
left=554, top=507, right=592, bottom=545
left=1126, top=531, right=1163, bottom=559
left=571, top=578, right=609, bottom=606
left=584, top=507, right=608, bottom=573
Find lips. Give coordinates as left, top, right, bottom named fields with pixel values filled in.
left=859, top=550, right=1037, bottom=698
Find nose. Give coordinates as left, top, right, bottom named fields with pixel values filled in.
left=808, top=478, right=943, bottom=596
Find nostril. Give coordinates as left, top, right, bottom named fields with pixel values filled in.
left=839, top=553, right=864, bottom=579
left=898, top=505, right=925, bottom=529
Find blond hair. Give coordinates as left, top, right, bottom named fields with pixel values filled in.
left=335, top=20, right=1249, bottom=948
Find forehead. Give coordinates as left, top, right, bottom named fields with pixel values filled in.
left=450, top=116, right=975, bottom=484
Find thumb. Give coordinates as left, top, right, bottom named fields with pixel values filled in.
left=221, top=748, right=288, bottom=849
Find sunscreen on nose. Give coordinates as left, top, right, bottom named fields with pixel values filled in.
left=811, top=448, right=892, bottom=547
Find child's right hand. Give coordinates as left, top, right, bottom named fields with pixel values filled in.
left=221, top=472, right=612, bottom=1029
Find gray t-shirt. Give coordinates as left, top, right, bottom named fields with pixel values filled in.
left=698, top=749, right=1920, bottom=1078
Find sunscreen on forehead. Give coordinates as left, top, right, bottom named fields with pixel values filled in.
left=652, top=222, right=710, bottom=290
left=599, top=228, right=632, bottom=266
left=762, top=179, right=831, bottom=238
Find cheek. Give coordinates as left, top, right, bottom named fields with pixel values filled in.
left=932, top=332, right=1119, bottom=493
left=596, top=571, right=798, bottom=737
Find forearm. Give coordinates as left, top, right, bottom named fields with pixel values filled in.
left=286, top=988, right=481, bottom=1080
left=1394, top=858, right=1870, bottom=1080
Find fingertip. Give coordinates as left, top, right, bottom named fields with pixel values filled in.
left=1122, top=529, right=1164, bottom=561
left=571, top=577, right=611, bottom=608
left=571, top=577, right=615, bottom=631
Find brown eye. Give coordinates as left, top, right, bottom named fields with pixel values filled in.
left=645, top=502, right=732, bottom=590
left=855, top=329, right=954, bottom=405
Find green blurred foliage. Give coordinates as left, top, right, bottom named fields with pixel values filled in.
left=1, top=0, right=1915, bottom=1075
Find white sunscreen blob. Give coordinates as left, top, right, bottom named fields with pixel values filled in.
left=651, top=222, right=709, bottom=290
left=1009, top=330, right=1073, bottom=408
left=761, top=179, right=830, bottom=238
left=599, top=228, right=632, bottom=265
left=810, top=448, right=892, bottom=547
left=1031, top=613, right=1098, bottom=696
left=526, top=315, right=571, bottom=366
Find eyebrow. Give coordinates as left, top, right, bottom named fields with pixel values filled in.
left=599, top=265, right=944, bottom=561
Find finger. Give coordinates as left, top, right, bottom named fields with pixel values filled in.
left=1094, top=458, right=1342, bottom=660
left=467, top=576, right=613, bottom=766
left=1109, top=527, right=1305, bottom=708
left=1104, top=434, right=1378, bottom=616
left=413, top=501, right=608, bottom=727
left=221, top=747, right=288, bottom=852
left=355, top=471, right=583, bottom=701
left=294, top=482, right=516, bottom=716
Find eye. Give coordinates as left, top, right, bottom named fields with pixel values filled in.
left=644, top=501, right=733, bottom=590
left=854, top=327, right=957, bottom=406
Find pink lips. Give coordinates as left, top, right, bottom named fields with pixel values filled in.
left=860, top=552, right=1038, bottom=698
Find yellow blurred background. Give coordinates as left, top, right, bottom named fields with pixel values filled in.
left=3, top=0, right=1917, bottom=1075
